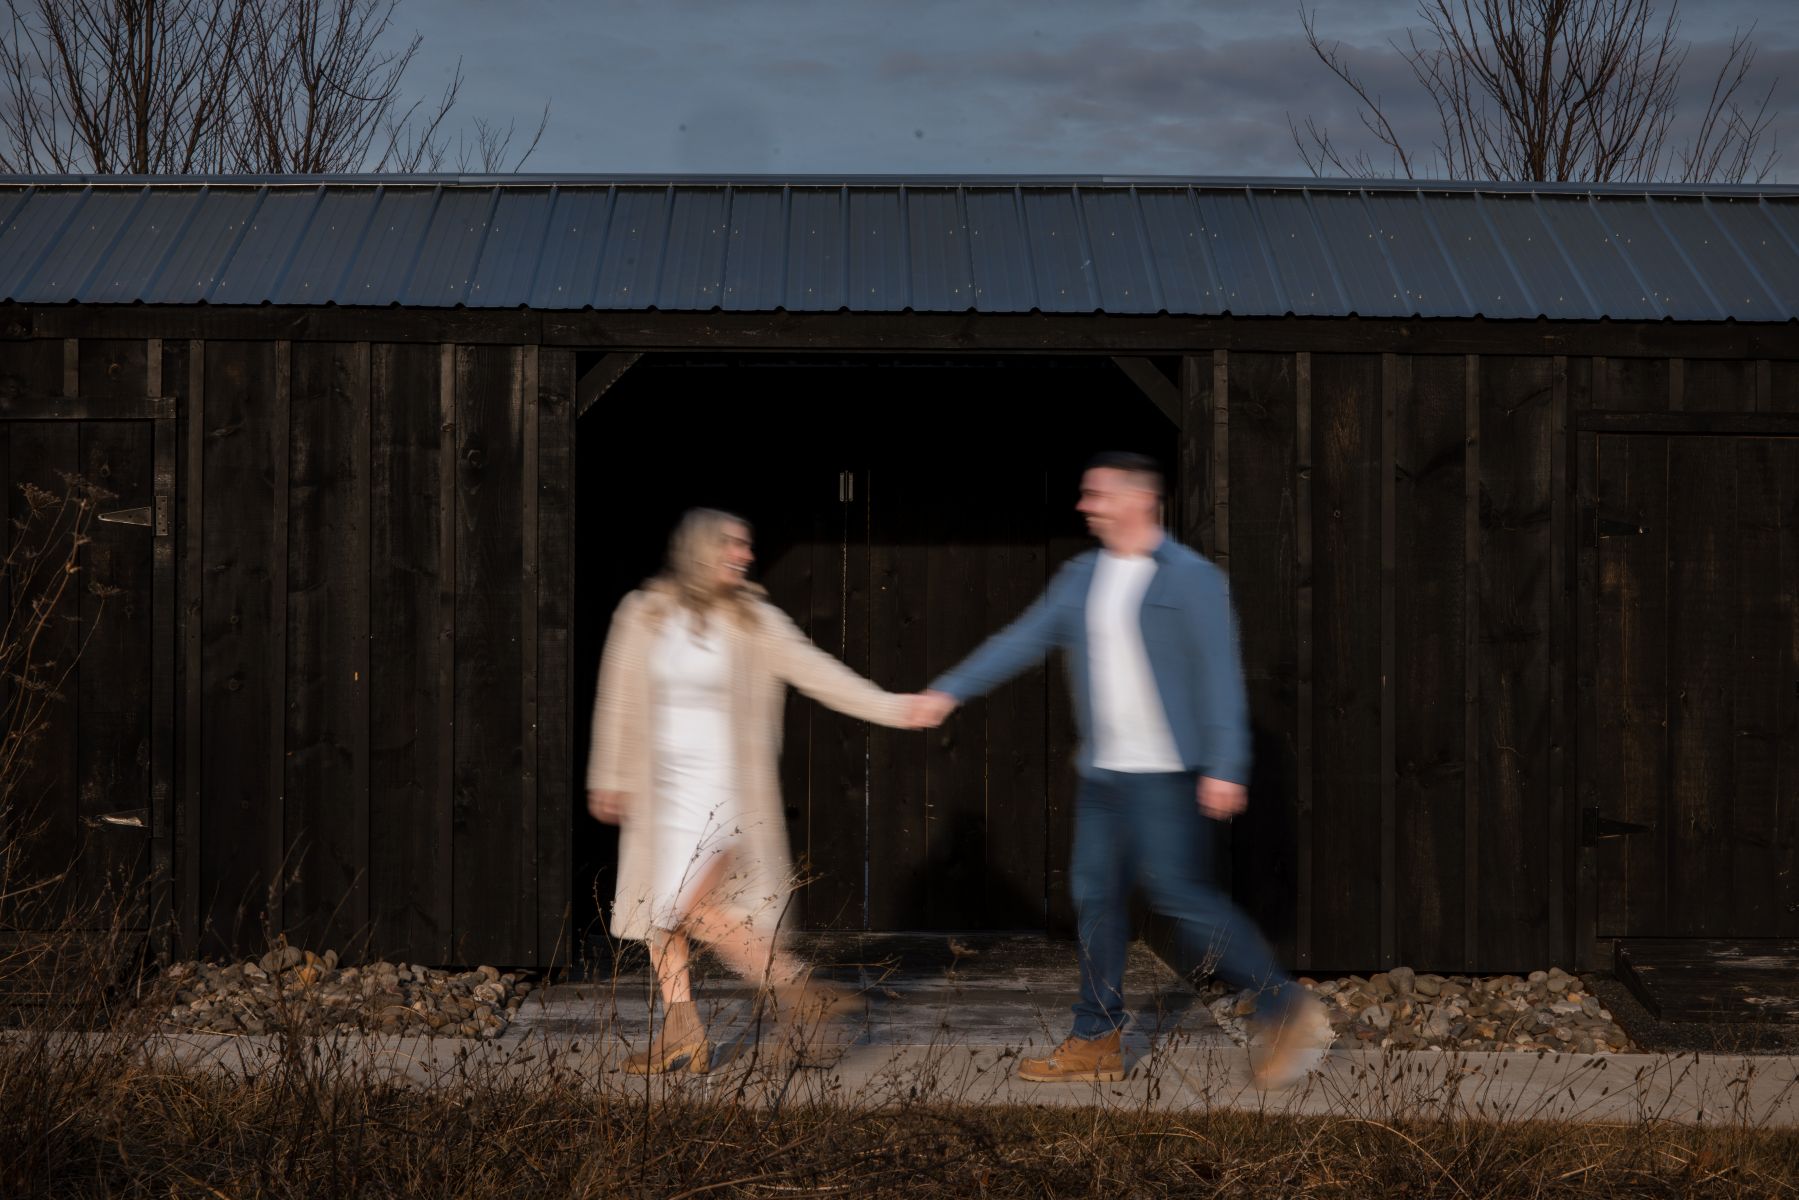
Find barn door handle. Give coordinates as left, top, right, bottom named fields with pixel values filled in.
left=1597, top=516, right=1644, bottom=537
left=1582, top=806, right=1650, bottom=845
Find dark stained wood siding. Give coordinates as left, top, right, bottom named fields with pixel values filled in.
left=5, top=311, right=1792, bottom=972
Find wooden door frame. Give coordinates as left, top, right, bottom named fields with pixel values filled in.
left=0, top=340, right=175, bottom=958
left=1574, top=415, right=1799, bottom=967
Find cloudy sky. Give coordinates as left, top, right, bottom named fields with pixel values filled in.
left=396, top=0, right=1798, bottom=180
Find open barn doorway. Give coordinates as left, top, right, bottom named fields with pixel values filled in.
left=571, top=353, right=1180, bottom=952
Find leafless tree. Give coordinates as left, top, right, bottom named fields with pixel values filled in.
left=0, top=0, right=547, bottom=175
left=0, top=0, right=249, bottom=172
left=1292, top=0, right=1780, bottom=183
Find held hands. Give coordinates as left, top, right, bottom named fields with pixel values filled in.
left=1198, top=776, right=1247, bottom=820
left=903, top=689, right=958, bottom=730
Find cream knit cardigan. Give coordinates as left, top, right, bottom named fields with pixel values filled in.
left=586, top=584, right=913, bottom=943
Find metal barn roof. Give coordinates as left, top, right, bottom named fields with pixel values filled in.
left=0, top=175, right=1795, bottom=320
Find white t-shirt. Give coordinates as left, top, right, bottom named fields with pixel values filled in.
left=1086, top=549, right=1184, bottom=773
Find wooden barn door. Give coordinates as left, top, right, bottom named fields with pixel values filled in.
left=2, top=413, right=172, bottom=938
left=778, top=457, right=1066, bottom=932
left=1586, top=433, right=1799, bottom=940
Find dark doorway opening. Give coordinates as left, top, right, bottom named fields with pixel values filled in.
left=572, top=354, right=1179, bottom=950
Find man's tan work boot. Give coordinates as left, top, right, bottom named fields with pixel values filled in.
left=1017, top=1031, right=1125, bottom=1083
left=1249, top=991, right=1331, bottom=1089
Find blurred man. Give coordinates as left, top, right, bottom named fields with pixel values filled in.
left=910, top=451, right=1326, bottom=1088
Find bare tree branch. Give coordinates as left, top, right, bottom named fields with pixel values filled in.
left=1295, top=0, right=1782, bottom=183
left=0, top=0, right=550, bottom=174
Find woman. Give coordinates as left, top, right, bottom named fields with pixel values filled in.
left=586, top=508, right=924, bottom=1075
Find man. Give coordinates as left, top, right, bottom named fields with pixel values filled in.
left=910, top=451, right=1326, bottom=1088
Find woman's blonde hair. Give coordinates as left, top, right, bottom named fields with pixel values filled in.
left=652, top=507, right=760, bottom=631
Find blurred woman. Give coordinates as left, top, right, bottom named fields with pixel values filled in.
left=587, top=508, right=924, bottom=1074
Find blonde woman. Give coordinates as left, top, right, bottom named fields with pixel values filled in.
left=586, top=508, right=925, bottom=1074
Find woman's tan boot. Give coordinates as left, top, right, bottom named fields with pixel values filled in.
left=625, top=999, right=710, bottom=1075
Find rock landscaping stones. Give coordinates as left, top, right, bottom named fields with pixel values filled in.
left=1200, top=967, right=1634, bottom=1054
left=149, top=949, right=532, bottom=1039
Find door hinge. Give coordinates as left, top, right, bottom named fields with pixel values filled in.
left=1582, top=806, right=1651, bottom=846
left=97, top=496, right=170, bottom=536
left=838, top=470, right=854, bottom=503
left=99, top=505, right=151, bottom=528
left=85, top=808, right=147, bottom=830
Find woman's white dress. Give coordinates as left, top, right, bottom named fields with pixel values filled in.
left=645, top=607, right=756, bottom=929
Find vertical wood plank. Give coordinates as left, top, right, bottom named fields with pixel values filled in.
left=368, top=343, right=453, bottom=963
left=283, top=342, right=371, bottom=955
left=924, top=473, right=985, bottom=928
left=804, top=472, right=870, bottom=929
left=520, top=346, right=541, bottom=956
left=1179, top=355, right=1215, bottom=560
left=1667, top=357, right=1685, bottom=411
left=1294, top=352, right=1314, bottom=970
left=78, top=415, right=155, bottom=920
left=1222, top=351, right=1299, bottom=961
left=1575, top=424, right=1603, bottom=951
left=150, top=340, right=176, bottom=951
left=453, top=344, right=529, bottom=964
left=1478, top=355, right=1555, bottom=969
left=983, top=462, right=1047, bottom=928
left=1733, top=435, right=1784, bottom=937
left=1394, top=354, right=1468, bottom=971
left=1612, top=434, right=1671, bottom=938
left=1664, top=435, right=1735, bottom=936
left=1462, top=354, right=1481, bottom=971
left=1312, top=352, right=1383, bottom=969
left=1765, top=360, right=1799, bottom=413
left=1683, top=359, right=1752, bottom=414
left=866, top=462, right=928, bottom=929
left=435, top=346, right=457, bottom=955
left=536, top=348, right=575, bottom=971
left=1603, top=357, right=1671, bottom=413
left=1379, top=352, right=1398, bottom=969
left=269, top=343, right=290, bottom=937
left=1044, top=454, right=1087, bottom=938
left=1564, top=358, right=1594, bottom=966
left=180, top=340, right=204, bottom=952
left=1548, top=356, right=1569, bottom=962
left=1212, top=350, right=1230, bottom=571
left=1777, top=438, right=1799, bottom=938
left=199, top=340, right=282, bottom=956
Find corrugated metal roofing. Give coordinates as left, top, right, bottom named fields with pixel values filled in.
left=0, top=175, right=1795, bottom=320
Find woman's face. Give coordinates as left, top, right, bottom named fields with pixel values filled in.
left=712, top=520, right=755, bottom=590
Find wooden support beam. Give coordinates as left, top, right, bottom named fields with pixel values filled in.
left=575, top=352, right=642, bottom=419
left=1577, top=411, right=1799, bottom=435
left=0, top=391, right=176, bottom=420
left=1111, top=356, right=1182, bottom=427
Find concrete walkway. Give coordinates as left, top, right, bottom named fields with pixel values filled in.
left=131, top=933, right=1799, bottom=1127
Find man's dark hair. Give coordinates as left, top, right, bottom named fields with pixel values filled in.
left=1085, top=451, right=1164, bottom=496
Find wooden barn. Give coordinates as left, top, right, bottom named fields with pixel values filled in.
left=0, top=174, right=1794, bottom=979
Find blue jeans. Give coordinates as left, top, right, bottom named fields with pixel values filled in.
left=1069, top=768, right=1299, bottom=1040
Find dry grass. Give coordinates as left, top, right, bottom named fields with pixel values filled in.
left=2, top=1026, right=1797, bottom=1198
left=4, top=478, right=1798, bottom=1197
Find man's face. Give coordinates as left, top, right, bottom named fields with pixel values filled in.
left=1077, top=467, right=1156, bottom=540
